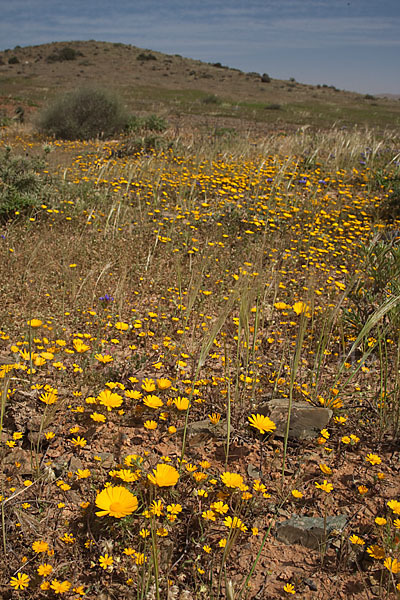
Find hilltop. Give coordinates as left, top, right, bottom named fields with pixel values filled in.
left=1, top=40, right=400, bottom=132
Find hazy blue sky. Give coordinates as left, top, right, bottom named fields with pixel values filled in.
left=1, top=0, right=399, bottom=94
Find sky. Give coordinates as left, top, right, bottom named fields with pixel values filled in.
left=0, top=0, right=399, bottom=95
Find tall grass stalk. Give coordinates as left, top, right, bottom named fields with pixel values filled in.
left=27, top=323, right=34, bottom=386
left=180, top=289, right=238, bottom=463
left=149, top=515, right=160, bottom=600
left=216, top=520, right=242, bottom=599
left=392, top=338, right=400, bottom=436
left=223, top=341, right=232, bottom=470
left=309, top=287, right=349, bottom=402
left=335, top=293, right=400, bottom=395
left=376, top=329, right=389, bottom=432
left=1, top=373, right=10, bottom=555
left=231, top=280, right=263, bottom=409
left=281, top=309, right=308, bottom=482
left=237, top=517, right=276, bottom=600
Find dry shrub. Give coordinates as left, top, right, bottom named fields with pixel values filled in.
left=38, top=87, right=129, bottom=141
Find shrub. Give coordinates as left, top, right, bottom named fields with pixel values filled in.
left=378, top=180, right=400, bottom=221
left=136, top=52, right=156, bottom=61
left=213, top=127, right=237, bottom=138
left=0, top=111, right=12, bottom=127
left=261, top=73, right=271, bottom=83
left=109, top=135, right=172, bottom=158
left=8, top=56, right=19, bottom=64
left=202, top=94, right=221, bottom=105
left=265, top=103, right=281, bottom=110
left=0, top=148, right=44, bottom=221
left=126, top=114, right=168, bottom=134
left=46, top=46, right=82, bottom=63
left=142, top=114, right=168, bottom=132
left=38, top=87, right=129, bottom=140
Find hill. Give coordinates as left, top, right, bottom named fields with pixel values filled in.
left=1, top=40, right=400, bottom=132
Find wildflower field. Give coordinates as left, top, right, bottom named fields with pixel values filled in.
left=1, top=121, right=400, bottom=599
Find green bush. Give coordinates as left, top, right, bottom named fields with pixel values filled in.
left=110, top=135, right=173, bottom=158
left=46, top=46, right=82, bottom=63
left=379, top=181, right=400, bottom=221
left=38, top=87, right=129, bottom=140
left=136, top=52, right=156, bottom=61
left=0, top=148, right=45, bottom=221
left=202, top=94, right=221, bottom=105
left=126, top=114, right=168, bottom=133
left=144, top=114, right=167, bottom=132
left=265, top=103, right=281, bottom=110
left=0, top=111, right=12, bottom=127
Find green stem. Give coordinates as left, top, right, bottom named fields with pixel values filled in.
left=28, top=325, right=33, bottom=386
left=224, top=341, right=231, bottom=470
left=1, top=374, right=10, bottom=555
left=237, top=517, right=276, bottom=599
left=150, top=514, right=160, bottom=600
left=281, top=312, right=307, bottom=482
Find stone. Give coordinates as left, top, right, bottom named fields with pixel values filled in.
left=68, top=456, right=84, bottom=472
left=304, top=578, right=318, bottom=591
left=276, top=514, right=347, bottom=550
left=177, top=419, right=230, bottom=446
left=258, top=398, right=332, bottom=440
left=2, top=447, right=34, bottom=474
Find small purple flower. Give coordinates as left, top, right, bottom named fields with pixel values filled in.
left=298, top=177, right=308, bottom=185
left=99, top=293, right=114, bottom=302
